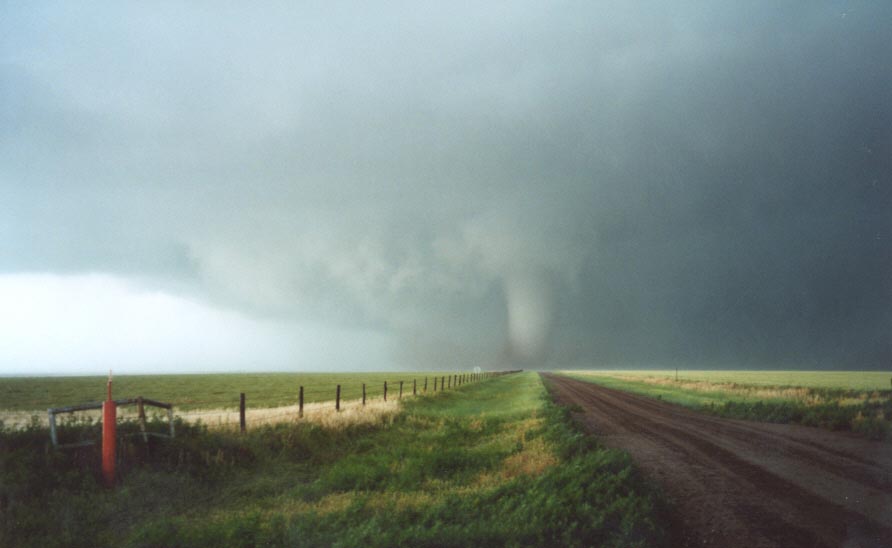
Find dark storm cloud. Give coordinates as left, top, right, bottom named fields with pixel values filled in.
left=1, top=1, right=890, bottom=369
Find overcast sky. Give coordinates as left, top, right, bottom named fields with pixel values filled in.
left=1, top=1, right=890, bottom=374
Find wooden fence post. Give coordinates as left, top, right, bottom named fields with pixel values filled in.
left=384, top=381, right=388, bottom=402
left=399, top=380, right=403, bottom=399
left=240, top=392, right=246, bottom=433
left=48, top=410, right=57, bottom=447
left=448, top=375, right=451, bottom=389
left=424, top=377, right=428, bottom=392
left=137, top=396, right=148, bottom=443
left=336, top=385, right=341, bottom=411
left=433, top=377, right=437, bottom=391
left=413, top=379, right=417, bottom=396
left=299, top=386, right=304, bottom=418
left=362, top=383, right=366, bottom=406
left=442, top=376, right=446, bottom=390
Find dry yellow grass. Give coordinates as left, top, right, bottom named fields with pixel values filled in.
left=500, top=437, right=558, bottom=479
left=181, top=398, right=401, bottom=430
left=2, top=398, right=402, bottom=430
left=607, top=374, right=886, bottom=406
left=615, top=375, right=813, bottom=401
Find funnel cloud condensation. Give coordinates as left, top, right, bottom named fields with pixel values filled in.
left=505, top=272, right=556, bottom=363
left=1, top=2, right=890, bottom=372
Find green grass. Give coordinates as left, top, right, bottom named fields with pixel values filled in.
left=1, top=372, right=669, bottom=548
left=0, top=372, right=470, bottom=412
left=563, top=370, right=892, bottom=391
left=562, top=370, right=892, bottom=440
left=559, top=373, right=739, bottom=407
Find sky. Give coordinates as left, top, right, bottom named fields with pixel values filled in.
left=1, top=1, right=890, bottom=374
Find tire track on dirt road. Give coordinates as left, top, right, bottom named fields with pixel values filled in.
left=541, top=373, right=892, bottom=548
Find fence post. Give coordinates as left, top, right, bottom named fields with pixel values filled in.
left=137, top=396, right=148, bottom=443
left=413, top=379, right=417, bottom=396
left=168, top=407, right=175, bottom=438
left=448, top=375, right=451, bottom=389
left=239, top=392, right=246, bottom=433
left=362, top=383, right=366, bottom=406
left=336, top=385, right=341, bottom=411
left=384, top=381, right=388, bottom=402
left=299, top=386, right=304, bottom=418
left=424, top=377, right=428, bottom=392
left=102, top=374, right=116, bottom=487
left=442, top=376, right=445, bottom=390
left=399, top=381, right=403, bottom=399
left=48, top=410, right=57, bottom=447
left=434, top=377, right=437, bottom=391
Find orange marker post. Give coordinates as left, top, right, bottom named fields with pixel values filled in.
left=102, top=371, right=116, bottom=487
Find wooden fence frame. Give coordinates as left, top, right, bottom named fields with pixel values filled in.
left=48, top=397, right=174, bottom=449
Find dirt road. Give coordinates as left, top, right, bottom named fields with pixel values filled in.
left=541, top=373, right=892, bottom=548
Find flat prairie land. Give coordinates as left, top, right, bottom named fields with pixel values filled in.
left=0, top=371, right=484, bottom=430
left=564, top=369, right=892, bottom=391
left=560, top=369, right=892, bottom=439
left=1, top=372, right=668, bottom=548
left=0, top=371, right=465, bottom=411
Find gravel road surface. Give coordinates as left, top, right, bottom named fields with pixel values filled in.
left=541, top=373, right=892, bottom=548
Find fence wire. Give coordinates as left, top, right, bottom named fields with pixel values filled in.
left=3, top=372, right=517, bottom=433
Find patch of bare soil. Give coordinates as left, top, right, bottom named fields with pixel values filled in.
left=541, top=373, right=892, bottom=548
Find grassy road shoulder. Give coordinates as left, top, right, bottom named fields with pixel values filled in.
left=1, top=372, right=668, bottom=548
left=560, top=371, right=892, bottom=440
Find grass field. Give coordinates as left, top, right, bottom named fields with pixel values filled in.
left=0, top=371, right=468, bottom=412
left=561, top=370, right=892, bottom=439
left=0, top=372, right=669, bottom=547
left=564, top=370, right=892, bottom=391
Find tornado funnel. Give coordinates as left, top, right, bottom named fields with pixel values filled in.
left=505, top=272, right=555, bottom=363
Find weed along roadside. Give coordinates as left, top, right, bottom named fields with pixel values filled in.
left=559, top=370, right=892, bottom=440
left=0, top=371, right=668, bottom=548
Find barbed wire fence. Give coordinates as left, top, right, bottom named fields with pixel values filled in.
left=28, top=371, right=522, bottom=447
